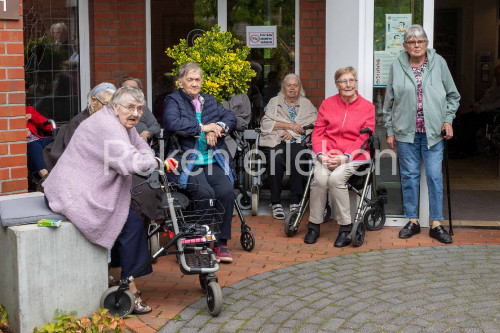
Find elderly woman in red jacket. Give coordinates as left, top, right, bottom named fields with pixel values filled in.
left=304, top=66, right=375, bottom=247
left=26, top=106, right=54, bottom=179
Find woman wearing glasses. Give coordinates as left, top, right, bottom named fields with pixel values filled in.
left=384, top=24, right=460, bottom=244
left=304, top=66, right=375, bottom=247
left=163, top=62, right=237, bottom=263
left=43, top=82, right=117, bottom=171
left=43, top=86, right=158, bottom=314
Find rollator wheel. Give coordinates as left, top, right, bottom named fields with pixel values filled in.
left=240, top=230, right=255, bottom=252
left=206, top=282, right=223, bottom=316
left=236, top=191, right=252, bottom=210
left=323, top=204, right=331, bottom=223
left=251, top=187, right=259, bottom=216
left=351, top=222, right=366, bottom=247
left=100, top=286, right=134, bottom=317
left=284, top=211, right=299, bottom=237
left=199, top=273, right=208, bottom=293
left=363, top=206, right=386, bottom=231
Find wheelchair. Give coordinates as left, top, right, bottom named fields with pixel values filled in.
left=284, top=128, right=387, bottom=247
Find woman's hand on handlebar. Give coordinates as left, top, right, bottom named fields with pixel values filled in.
left=441, top=122, right=453, bottom=140
left=386, top=135, right=396, bottom=149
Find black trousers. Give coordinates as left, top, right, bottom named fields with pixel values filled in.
left=110, top=206, right=152, bottom=279
left=184, top=163, right=234, bottom=241
left=262, top=142, right=310, bottom=205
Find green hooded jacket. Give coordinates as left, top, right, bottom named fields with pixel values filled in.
left=383, top=48, right=460, bottom=147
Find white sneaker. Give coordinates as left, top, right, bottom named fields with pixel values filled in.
left=272, top=204, right=285, bottom=219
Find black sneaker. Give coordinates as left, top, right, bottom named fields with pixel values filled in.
left=399, top=221, right=421, bottom=239
left=304, top=223, right=320, bottom=244
left=334, top=224, right=352, bottom=248
left=429, top=225, right=453, bottom=244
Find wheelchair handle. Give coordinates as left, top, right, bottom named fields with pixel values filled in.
left=441, top=129, right=447, bottom=137
left=303, top=124, right=315, bottom=130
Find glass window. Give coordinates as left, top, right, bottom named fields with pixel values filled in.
left=150, top=0, right=217, bottom=124
left=23, top=0, right=81, bottom=123
left=228, top=0, right=296, bottom=127
left=373, top=0, right=423, bottom=217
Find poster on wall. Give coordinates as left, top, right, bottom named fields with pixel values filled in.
left=385, top=14, right=412, bottom=52
left=374, top=51, right=400, bottom=87
left=246, top=26, right=277, bottom=48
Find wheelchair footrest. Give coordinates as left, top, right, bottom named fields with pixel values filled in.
left=183, top=251, right=217, bottom=269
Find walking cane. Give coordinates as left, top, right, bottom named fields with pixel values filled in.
left=441, top=130, right=453, bottom=235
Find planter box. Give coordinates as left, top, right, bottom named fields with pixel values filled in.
left=0, top=193, right=107, bottom=333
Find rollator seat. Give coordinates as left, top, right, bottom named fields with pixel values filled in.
left=0, top=193, right=67, bottom=227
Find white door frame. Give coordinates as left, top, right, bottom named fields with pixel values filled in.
left=79, top=0, right=91, bottom=109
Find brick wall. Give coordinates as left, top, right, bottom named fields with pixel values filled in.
left=299, top=0, right=325, bottom=108
left=0, top=1, right=28, bottom=194
left=89, top=0, right=147, bottom=89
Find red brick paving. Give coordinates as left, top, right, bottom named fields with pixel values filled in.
left=126, top=216, right=500, bottom=332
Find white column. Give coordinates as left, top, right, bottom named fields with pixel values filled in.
left=218, top=0, right=227, bottom=31
left=79, top=0, right=91, bottom=108
left=325, top=0, right=373, bottom=100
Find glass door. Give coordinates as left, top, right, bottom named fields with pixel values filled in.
left=372, top=0, right=424, bottom=225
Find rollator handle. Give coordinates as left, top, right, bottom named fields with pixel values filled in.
left=441, top=129, right=447, bottom=137
left=359, top=128, right=373, bottom=136
left=303, top=124, right=315, bottom=130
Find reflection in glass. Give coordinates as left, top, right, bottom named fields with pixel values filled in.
left=23, top=0, right=80, bottom=123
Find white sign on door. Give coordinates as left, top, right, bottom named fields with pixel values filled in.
left=246, top=26, right=277, bottom=48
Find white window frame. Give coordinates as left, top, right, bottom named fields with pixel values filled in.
left=79, top=0, right=91, bottom=109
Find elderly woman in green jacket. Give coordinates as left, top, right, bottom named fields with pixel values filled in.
left=383, top=24, right=460, bottom=244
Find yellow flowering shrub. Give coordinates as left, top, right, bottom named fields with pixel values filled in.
left=165, top=26, right=256, bottom=104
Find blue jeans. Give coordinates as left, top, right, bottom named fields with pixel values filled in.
left=396, top=133, right=444, bottom=221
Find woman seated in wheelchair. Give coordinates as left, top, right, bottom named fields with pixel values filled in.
left=259, top=74, right=318, bottom=220
left=26, top=106, right=54, bottom=182
left=304, top=66, right=375, bottom=247
left=163, top=62, right=237, bottom=263
left=43, top=86, right=158, bottom=315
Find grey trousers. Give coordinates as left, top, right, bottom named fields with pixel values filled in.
left=309, top=160, right=358, bottom=225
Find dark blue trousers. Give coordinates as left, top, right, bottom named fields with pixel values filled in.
left=27, top=137, right=54, bottom=175
left=184, top=163, right=234, bottom=241
left=110, top=207, right=152, bottom=279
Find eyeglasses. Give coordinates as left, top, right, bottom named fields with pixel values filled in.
left=94, top=96, right=107, bottom=106
left=337, top=79, right=357, bottom=86
left=118, top=103, right=144, bottom=114
left=406, top=40, right=427, bottom=46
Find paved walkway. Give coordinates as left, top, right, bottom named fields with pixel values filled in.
left=160, top=245, right=500, bottom=332
left=123, top=216, right=500, bottom=332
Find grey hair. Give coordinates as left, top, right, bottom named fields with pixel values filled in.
left=404, top=24, right=428, bottom=43
left=119, top=76, right=143, bottom=90
left=281, top=73, right=306, bottom=97
left=334, top=66, right=358, bottom=83
left=110, top=86, right=145, bottom=107
left=50, top=22, right=68, bottom=35
left=177, top=62, right=203, bottom=80
left=87, top=82, right=116, bottom=112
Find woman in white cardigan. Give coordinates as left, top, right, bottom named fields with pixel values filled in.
left=259, top=74, right=318, bottom=219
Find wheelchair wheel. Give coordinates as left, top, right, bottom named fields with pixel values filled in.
left=284, top=211, right=299, bottom=237
left=100, top=286, right=134, bottom=317
left=351, top=222, right=366, bottom=247
left=323, top=204, right=331, bottom=223
left=240, top=230, right=255, bottom=252
left=251, top=186, right=259, bottom=216
left=206, top=282, right=223, bottom=316
left=199, top=273, right=208, bottom=293
left=236, top=191, right=252, bottom=210
left=363, top=206, right=386, bottom=231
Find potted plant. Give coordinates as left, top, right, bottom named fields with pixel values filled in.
left=165, top=25, right=255, bottom=104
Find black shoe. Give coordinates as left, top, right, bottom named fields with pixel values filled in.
left=399, top=221, right=421, bottom=239
left=429, top=225, right=453, bottom=244
left=334, top=225, right=352, bottom=248
left=304, top=223, right=320, bottom=244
